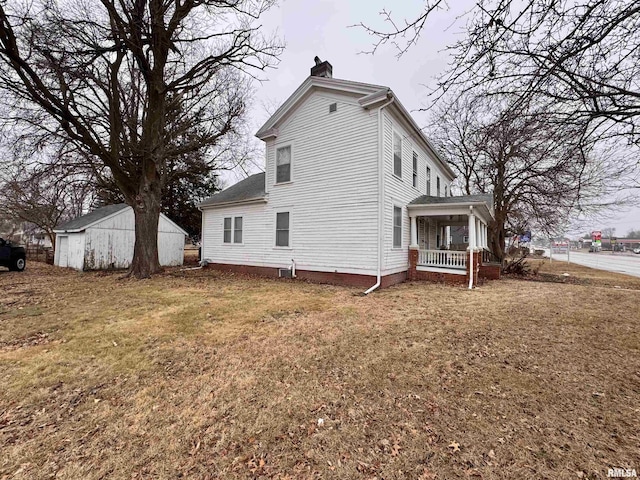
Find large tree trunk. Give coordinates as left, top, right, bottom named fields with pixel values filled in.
left=489, top=218, right=506, bottom=262
left=129, top=187, right=162, bottom=278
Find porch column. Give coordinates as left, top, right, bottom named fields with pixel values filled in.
left=410, top=215, right=418, bottom=248
left=468, top=212, right=476, bottom=250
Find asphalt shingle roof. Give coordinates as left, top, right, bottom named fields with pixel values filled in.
left=409, top=194, right=493, bottom=206
left=199, top=173, right=266, bottom=207
left=54, top=204, right=129, bottom=232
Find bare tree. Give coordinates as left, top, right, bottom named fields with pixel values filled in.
left=429, top=94, right=627, bottom=260
left=358, top=0, right=640, bottom=151
left=0, top=0, right=282, bottom=277
left=0, top=157, right=93, bottom=247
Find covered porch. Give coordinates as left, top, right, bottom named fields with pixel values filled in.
left=406, top=195, right=498, bottom=286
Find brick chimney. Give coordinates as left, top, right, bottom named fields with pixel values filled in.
left=311, top=56, right=333, bottom=78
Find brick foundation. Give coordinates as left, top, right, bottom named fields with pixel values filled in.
left=479, top=263, right=501, bottom=280
left=204, top=262, right=406, bottom=288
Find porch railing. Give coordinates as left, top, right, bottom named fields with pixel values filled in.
left=418, top=249, right=467, bottom=270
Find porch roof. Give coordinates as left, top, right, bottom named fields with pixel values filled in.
left=407, top=194, right=494, bottom=224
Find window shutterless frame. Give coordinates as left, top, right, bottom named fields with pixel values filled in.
left=412, top=151, right=418, bottom=188
left=426, top=166, right=431, bottom=195
left=233, top=217, right=243, bottom=244
left=393, top=206, right=402, bottom=248
left=275, top=211, right=290, bottom=247
left=223, top=217, right=232, bottom=243
left=392, top=131, right=402, bottom=178
left=275, top=144, right=292, bottom=184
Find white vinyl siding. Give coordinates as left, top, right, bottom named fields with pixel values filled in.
left=393, top=206, right=402, bottom=248
left=393, top=131, right=402, bottom=178
left=203, top=91, right=379, bottom=275
left=276, top=145, right=292, bottom=183
left=276, top=212, right=290, bottom=247
left=382, top=110, right=455, bottom=275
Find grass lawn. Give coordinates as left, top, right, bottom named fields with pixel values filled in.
left=1, top=260, right=639, bottom=479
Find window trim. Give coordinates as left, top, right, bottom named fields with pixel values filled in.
left=274, top=210, right=292, bottom=249
left=275, top=143, right=293, bottom=185
left=223, top=216, right=243, bottom=245
left=392, top=205, right=403, bottom=249
left=426, top=166, right=431, bottom=196
left=412, top=151, right=418, bottom=188
left=392, top=130, right=402, bottom=179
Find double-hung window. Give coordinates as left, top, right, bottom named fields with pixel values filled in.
left=412, top=152, right=418, bottom=188
left=444, top=186, right=448, bottom=197
left=426, top=166, right=431, bottom=195
left=276, top=145, right=291, bottom=183
left=224, top=216, right=243, bottom=244
left=393, top=206, right=402, bottom=248
left=393, top=131, right=402, bottom=177
left=276, top=212, right=290, bottom=247
left=437, top=176, right=441, bottom=197
left=234, top=217, right=243, bottom=243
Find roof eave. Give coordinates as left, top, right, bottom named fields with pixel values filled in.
left=198, top=197, right=268, bottom=210
left=255, top=76, right=383, bottom=140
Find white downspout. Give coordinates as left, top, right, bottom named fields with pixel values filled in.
left=468, top=206, right=475, bottom=290
left=364, top=94, right=394, bottom=295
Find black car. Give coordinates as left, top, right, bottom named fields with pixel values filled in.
left=0, top=237, right=26, bottom=271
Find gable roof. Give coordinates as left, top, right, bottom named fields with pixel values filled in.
left=254, top=75, right=456, bottom=180
left=198, top=172, right=266, bottom=208
left=54, top=203, right=189, bottom=236
left=54, top=204, right=129, bottom=232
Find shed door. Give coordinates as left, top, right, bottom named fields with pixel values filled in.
left=58, top=236, right=69, bottom=267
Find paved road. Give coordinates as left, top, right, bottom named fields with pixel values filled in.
left=545, top=250, right=640, bottom=278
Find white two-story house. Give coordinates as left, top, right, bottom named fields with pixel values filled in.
left=199, top=59, right=497, bottom=290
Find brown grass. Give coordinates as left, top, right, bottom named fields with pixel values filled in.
left=1, top=262, right=639, bottom=479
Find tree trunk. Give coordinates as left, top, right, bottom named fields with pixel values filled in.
left=489, top=218, right=506, bottom=262
left=129, top=189, right=162, bottom=278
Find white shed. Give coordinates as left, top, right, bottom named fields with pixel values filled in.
left=53, top=204, right=188, bottom=270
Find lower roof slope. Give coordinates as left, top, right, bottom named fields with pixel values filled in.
left=54, top=204, right=128, bottom=232
left=199, top=172, right=266, bottom=208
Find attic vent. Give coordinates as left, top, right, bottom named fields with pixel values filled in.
left=329, top=103, right=337, bottom=113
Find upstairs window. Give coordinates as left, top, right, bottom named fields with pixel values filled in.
left=412, top=152, right=418, bottom=188
left=224, top=216, right=243, bottom=244
left=393, top=206, right=402, bottom=248
left=276, top=145, right=291, bottom=183
left=444, top=186, right=448, bottom=197
left=437, top=176, right=441, bottom=197
left=393, top=131, right=402, bottom=177
left=426, top=166, right=431, bottom=195
left=276, top=212, right=290, bottom=247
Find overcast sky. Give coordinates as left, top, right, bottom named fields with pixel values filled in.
left=232, top=0, right=640, bottom=238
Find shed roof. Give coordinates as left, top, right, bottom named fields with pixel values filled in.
left=54, top=204, right=129, bottom=232
left=198, top=172, right=266, bottom=208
